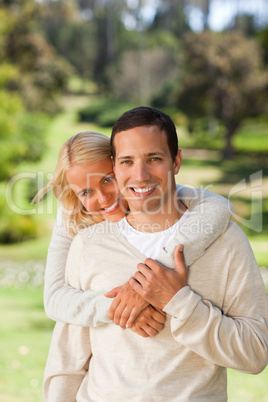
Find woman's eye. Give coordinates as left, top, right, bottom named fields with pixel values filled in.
left=81, top=189, right=92, bottom=197
left=104, top=176, right=114, bottom=183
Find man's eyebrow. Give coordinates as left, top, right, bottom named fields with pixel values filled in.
left=117, top=155, right=133, bottom=160
left=146, top=152, right=165, bottom=157
left=117, top=152, right=165, bottom=160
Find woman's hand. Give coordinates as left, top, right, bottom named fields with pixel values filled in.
left=105, top=282, right=149, bottom=329
left=130, top=305, right=166, bottom=337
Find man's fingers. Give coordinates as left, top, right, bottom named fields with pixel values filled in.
left=173, top=244, right=187, bottom=274
left=129, top=277, right=144, bottom=296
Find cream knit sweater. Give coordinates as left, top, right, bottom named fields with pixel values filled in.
left=43, top=221, right=268, bottom=402
left=44, top=186, right=233, bottom=326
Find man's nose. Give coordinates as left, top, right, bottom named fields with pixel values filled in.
left=134, top=161, right=151, bottom=182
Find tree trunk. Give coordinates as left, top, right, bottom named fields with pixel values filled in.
left=223, top=125, right=235, bottom=159
left=202, top=0, right=211, bottom=30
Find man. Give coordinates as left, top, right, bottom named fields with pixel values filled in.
left=44, top=107, right=268, bottom=401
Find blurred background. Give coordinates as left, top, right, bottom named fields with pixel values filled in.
left=0, top=0, right=268, bottom=400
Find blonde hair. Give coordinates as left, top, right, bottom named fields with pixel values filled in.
left=33, top=131, right=111, bottom=237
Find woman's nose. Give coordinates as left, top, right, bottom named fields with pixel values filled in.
left=97, top=189, right=111, bottom=204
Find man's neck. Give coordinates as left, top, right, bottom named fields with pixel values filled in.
left=126, top=200, right=187, bottom=233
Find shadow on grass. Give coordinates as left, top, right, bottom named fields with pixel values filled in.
left=28, top=318, right=54, bottom=331
left=228, top=197, right=268, bottom=237
left=183, top=155, right=268, bottom=185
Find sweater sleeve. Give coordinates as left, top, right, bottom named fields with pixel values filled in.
left=44, top=206, right=112, bottom=327
left=163, top=225, right=268, bottom=374
left=43, top=234, right=95, bottom=401
left=157, top=186, right=234, bottom=267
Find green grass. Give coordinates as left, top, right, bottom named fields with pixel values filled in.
left=179, top=117, right=268, bottom=155
left=0, top=287, right=267, bottom=401
left=0, top=95, right=267, bottom=400
left=0, top=287, right=54, bottom=402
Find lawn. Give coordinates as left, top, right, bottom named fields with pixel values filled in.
left=0, top=95, right=267, bottom=400
left=0, top=287, right=53, bottom=402
left=0, top=287, right=267, bottom=401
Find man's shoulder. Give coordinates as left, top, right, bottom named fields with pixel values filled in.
left=218, top=221, right=251, bottom=250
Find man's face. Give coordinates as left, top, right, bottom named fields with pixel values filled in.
left=113, top=125, right=182, bottom=215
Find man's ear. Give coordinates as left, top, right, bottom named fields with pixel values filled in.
left=173, top=149, right=182, bottom=175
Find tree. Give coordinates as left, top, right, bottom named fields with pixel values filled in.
left=107, top=47, right=178, bottom=104
left=1, top=0, right=72, bottom=114
left=175, top=31, right=268, bottom=158
left=150, top=0, right=191, bottom=36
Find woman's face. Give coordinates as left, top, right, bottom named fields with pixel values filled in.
left=66, top=158, right=127, bottom=222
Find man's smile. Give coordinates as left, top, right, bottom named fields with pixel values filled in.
left=129, top=185, right=157, bottom=197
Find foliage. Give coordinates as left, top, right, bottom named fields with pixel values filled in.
left=77, top=98, right=137, bottom=127
left=0, top=89, right=49, bottom=181
left=155, top=30, right=268, bottom=158
left=256, top=26, right=268, bottom=65
left=40, top=0, right=97, bottom=79
left=0, top=213, right=38, bottom=244
left=0, top=0, right=72, bottom=115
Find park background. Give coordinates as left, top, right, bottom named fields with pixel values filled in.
left=0, top=0, right=268, bottom=400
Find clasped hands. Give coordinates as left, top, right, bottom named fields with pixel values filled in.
left=105, top=245, right=187, bottom=338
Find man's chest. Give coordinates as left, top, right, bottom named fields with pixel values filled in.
left=74, top=240, right=143, bottom=292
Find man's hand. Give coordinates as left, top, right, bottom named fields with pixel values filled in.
left=129, top=244, right=187, bottom=310
left=105, top=282, right=149, bottom=329
left=130, top=305, right=165, bottom=338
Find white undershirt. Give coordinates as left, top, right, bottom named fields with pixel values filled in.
left=117, top=210, right=189, bottom=259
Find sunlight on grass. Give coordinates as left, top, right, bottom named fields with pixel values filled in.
left=0, top=288, right=54, bottom=402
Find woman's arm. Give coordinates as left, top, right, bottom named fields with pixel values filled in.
left=157, top=185, right=234, bottom=267
left=44, top=206, right=112, bottom=327
left=45, top=206, right=162, bottom=335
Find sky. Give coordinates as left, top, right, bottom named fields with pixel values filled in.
left=196, top=0, right=268, bottom=31
left=125, top=0, right=268, bottom=31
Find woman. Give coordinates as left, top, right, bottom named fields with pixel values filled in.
left=34, top=130, right=232, bottom=335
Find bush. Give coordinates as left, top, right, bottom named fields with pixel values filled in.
left=96, top=105, right=136, bottom=127
left=0, top=90, right=49, bottom=180
left=0, top=213, right=38, bottom=244
left=77, top=99, right=116, bottom=122
left=77, top=99, right=136, bottom=127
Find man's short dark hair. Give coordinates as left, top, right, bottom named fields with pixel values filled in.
left=110, top=106, right=179, bottom=161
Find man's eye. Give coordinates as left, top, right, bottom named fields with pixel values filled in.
left=149, top=157, right=161, bottom=162
left=121, top=160, right=132, bottom=165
